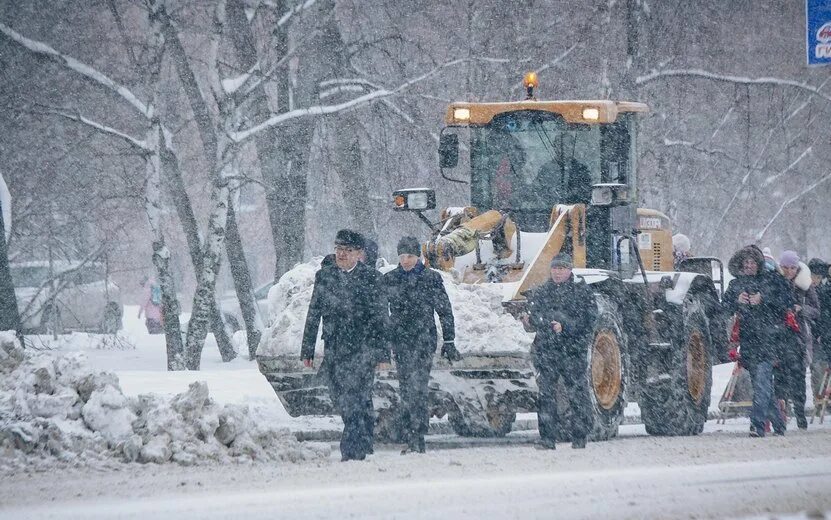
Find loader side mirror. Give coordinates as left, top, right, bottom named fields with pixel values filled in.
left=439, top=134, right=459, bottom=168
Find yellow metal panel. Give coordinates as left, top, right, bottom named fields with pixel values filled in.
left=510, top=206, right=576, bottom=301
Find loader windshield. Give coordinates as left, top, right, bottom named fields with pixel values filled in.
left=468, top=110, right=633, bottom=231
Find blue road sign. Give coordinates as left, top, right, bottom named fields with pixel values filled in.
left=807, top=0, right=831, bottom=66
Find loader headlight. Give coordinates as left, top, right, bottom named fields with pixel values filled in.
left=591, top=186, right=613, bottom=206
left=453, top=108, right=470, bottom=122
left=582, top=107, right=600, bottom=121
left=591, top=184, right=629, bottom=207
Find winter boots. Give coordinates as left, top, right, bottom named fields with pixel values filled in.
left=401, top=434, right=426, bottom=455
left=535, top=438, right=556, bottom=450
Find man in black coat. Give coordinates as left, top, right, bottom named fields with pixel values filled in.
left=384, top=236, right=458, bottom=454
left=301, top=229, right=388, bottom=461
left=808, top=258, right=831, bottom=398
left=723, top=245, right=792, bottom=437
left=525, top=253, right=597, bottom=449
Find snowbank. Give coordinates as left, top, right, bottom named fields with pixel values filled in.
left=23, top=332, right=137, bottom=352
left=257, top=258, right=532, bottom=358
left=0, top=333, right=329, bottom=472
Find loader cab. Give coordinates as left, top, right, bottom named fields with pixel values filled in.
left=440, top=100, right=645, bottom=268
left=441, top=106, right=640, bottom=229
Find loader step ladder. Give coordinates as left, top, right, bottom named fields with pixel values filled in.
left=717, top=362, right=752, bottom=423
left=811, top=368, right=831, bottom=424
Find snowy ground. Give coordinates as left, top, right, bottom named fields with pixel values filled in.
left=2, top=420, right=831, bottom=519
left=4, top=305, right=831, bottom=518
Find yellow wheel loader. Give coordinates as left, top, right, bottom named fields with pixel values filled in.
left=258, top=74, right=728, bottom=441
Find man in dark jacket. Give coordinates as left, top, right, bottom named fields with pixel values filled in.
left=525, top=253, right=597, bottom=449
left=301, top=229, right=388, bottom=461
left=384, top=236, right=458, bottom=454
left=723, top=245, right=791, bottom=437
left=808, top=258, right=831, bottom=399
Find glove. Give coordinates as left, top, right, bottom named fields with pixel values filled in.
left=441, top=341, right=461, bottom=363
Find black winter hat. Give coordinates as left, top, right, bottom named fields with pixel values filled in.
left=397, top=236, right=421, bottom=257
left=550, top=252, right=573, bottom=268
left=808, top=258, right=830, bottom=277
left=334, top=229, right=364, bottom=249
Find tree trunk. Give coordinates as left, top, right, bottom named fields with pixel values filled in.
left=317, top=2, right=375, bottom=236
left=227, top=0, right=311, bottom=280
left=144, top=120, right=185, bottom=370
left=184, top=177, right=233, bottom=369
left=160, top=138, right=235, bottom=359
left=152, top=239, right=185, bottom=370
left=163, top=4, right=258, bottom=358
left=0, top=194, right=22, bottom=335
left=225, top=200, right=263, bottom=358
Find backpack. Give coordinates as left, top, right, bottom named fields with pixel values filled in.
left=150, top=284, right=162, bottom=306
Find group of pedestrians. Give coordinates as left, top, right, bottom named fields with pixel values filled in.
left=300, top=229, right=458, bottom=461
left=301, top=229, right=598, bottom=460
left=724, top=245, right=831, bottom=437
left=300, top=228, right=831, bottom=460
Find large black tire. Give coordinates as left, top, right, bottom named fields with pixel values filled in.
left=448, top=394, right=516, bottom=437
left=553, top=294, right=627, bottom=442
left=101, top=302, right=122, bottom=334
left=640, top=298, right=713, bottom=436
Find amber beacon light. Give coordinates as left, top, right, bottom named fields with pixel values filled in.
left=523, top=72, right=539, bottom=99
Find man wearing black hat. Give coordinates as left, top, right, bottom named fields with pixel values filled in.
left=301, top=229, right=388, bottom=461
left=383, top=236, right=458, bottom=454
left=525, top=252, right=597, bottom=449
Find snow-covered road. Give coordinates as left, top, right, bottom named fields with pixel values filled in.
left=4, top=421, right=831, bottom=519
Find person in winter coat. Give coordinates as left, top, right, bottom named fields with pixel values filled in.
left=672, top=233, right=692, bottom=269
left=723, top=245, right=792, bottom=437
left=301, top=229, right=388, bottom=461
left=524, top=253, right=597, bottom=450
left=383, top=236, right=458, bottom=454
left=138, top=276, right=164, bottom=334
left=776, top=251, right=819, bottom=430
left=808, top=258, right=831, bottom=399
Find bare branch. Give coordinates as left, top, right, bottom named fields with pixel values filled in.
left=232, top=58, right=466, bottom=142
left=756, top=170, right=831, bottom=241
left=34, top=105, right=150, bottom=151
left=637, top=69, right=831, bottom=104
left=277, top=0, right=317, bottom=27
left=0, top=22, right=151, bottom=118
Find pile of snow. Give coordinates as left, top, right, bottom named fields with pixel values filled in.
left=257, top=258, right=532, bottom=358
left=0, top=332, right=328, bottom=472
left=24, top=332, right=137, bottom=352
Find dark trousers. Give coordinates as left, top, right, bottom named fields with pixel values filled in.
left=534, top=347, right=592, bottom=442
left=394, top=347, right=434, bottom=442
left=327, top=353, right=375, bottom=459
left=749, top=360, right=786, bottom=435
left=775, top=350, right=807, bottom=421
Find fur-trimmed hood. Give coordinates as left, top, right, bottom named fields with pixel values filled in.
left=728, top=245, right=766, bottom=277
left=782, top=261, right=813, bottom=291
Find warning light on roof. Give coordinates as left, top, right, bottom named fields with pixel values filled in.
left=523, top=72, right=539, bottom=100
